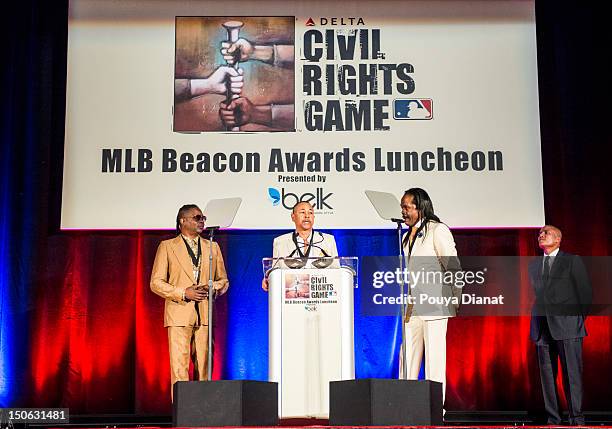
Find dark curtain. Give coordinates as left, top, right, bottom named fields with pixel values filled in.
left=1, top=0, right=611, bottom=414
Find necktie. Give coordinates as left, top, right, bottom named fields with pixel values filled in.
left=542, top=256, right=551, bottom=283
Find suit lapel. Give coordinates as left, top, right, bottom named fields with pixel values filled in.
left=549, top=251, right=567, bottom=279
left=169, top=235, right=196, bottom=284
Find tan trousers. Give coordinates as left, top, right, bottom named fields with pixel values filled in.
left=400, top=317, right=448, bottom=404
left=168, top=325, right=209, bottom=399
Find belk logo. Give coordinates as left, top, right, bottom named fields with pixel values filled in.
left=305, top=17, right=315, bottom=26
left=393, top=99, right=433, bottom=120
left=267, top=187, right=334, bottom=210
left=268, top=188, right=281, bottom=206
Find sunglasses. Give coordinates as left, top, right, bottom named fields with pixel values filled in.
left=190, top=214, right=206, bottom=222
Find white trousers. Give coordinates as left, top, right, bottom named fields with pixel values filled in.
left=400, top=317, right=448, bottom=405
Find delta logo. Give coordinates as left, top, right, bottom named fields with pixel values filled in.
left=305, top=17, right=365, bottom=26
left=393, top=99, right=433, bottom=120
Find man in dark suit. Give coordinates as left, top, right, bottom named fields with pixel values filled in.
left=529, top=225, right=591, bottom=425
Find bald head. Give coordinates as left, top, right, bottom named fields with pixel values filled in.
left=538, top=225, right=562, bottom=254
left=292, top=201, right=313, bottom=214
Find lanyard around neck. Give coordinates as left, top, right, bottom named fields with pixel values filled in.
left=181, top=236, right=201, bottom=268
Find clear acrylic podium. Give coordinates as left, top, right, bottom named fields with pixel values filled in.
left=263, top=257, right=358, bottom=419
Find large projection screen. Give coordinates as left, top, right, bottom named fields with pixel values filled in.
left=62, top=0, right=544, bottom=229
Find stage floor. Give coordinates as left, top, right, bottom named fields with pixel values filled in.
left=29, top=412, right=612, bottom=429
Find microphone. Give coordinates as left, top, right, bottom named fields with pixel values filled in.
left=284, top=231, right=334, bottom=268
left=287, top=231, right=303, bottom=258
left=287, top=248, right=299, bottom=257
left=310, top=232, right=334, bottom=268
left=312, top=232, right=330, bottom=257
left=282, top=232, right=307, bottom=268
left=266, top=234, right=300, bottom=275
left=266, top=231, right=323, bottom=275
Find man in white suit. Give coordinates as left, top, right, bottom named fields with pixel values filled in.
left=262, top=201, right=338, bottom=290
left=400, top=188, right=461, bottom=408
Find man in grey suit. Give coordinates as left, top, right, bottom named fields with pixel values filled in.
left=529, top=225, right=591, bottom=425
left=262, top=201, right=338, bottom=290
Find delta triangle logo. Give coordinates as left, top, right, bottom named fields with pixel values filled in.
left=305, top=17, right=315, bottom=26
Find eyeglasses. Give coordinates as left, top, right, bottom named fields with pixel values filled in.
left=190, top=214, right=206, bottom=222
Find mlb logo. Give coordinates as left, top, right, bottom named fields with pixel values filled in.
left=394, top=99, right=433, bottom=120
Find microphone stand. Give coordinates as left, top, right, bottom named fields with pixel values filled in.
left=206, top=226, right=220, bottom=380
left=391, top=217, right=407, bottom=379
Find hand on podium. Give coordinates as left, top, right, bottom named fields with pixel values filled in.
left=262, top=277, right=269, bottom=292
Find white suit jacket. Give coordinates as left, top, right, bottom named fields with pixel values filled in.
left=402, top=220, right=461, bottom=320
left=273, top=231, right=338, bottom=259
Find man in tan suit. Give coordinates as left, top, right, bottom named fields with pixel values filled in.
left=150, top=204, right=229, bottom=397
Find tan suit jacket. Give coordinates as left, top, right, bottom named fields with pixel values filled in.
left=150, top=235, right=229, bottom=326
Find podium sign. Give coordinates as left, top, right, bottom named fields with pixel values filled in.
left=264, top=257, right=357, bottom=418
